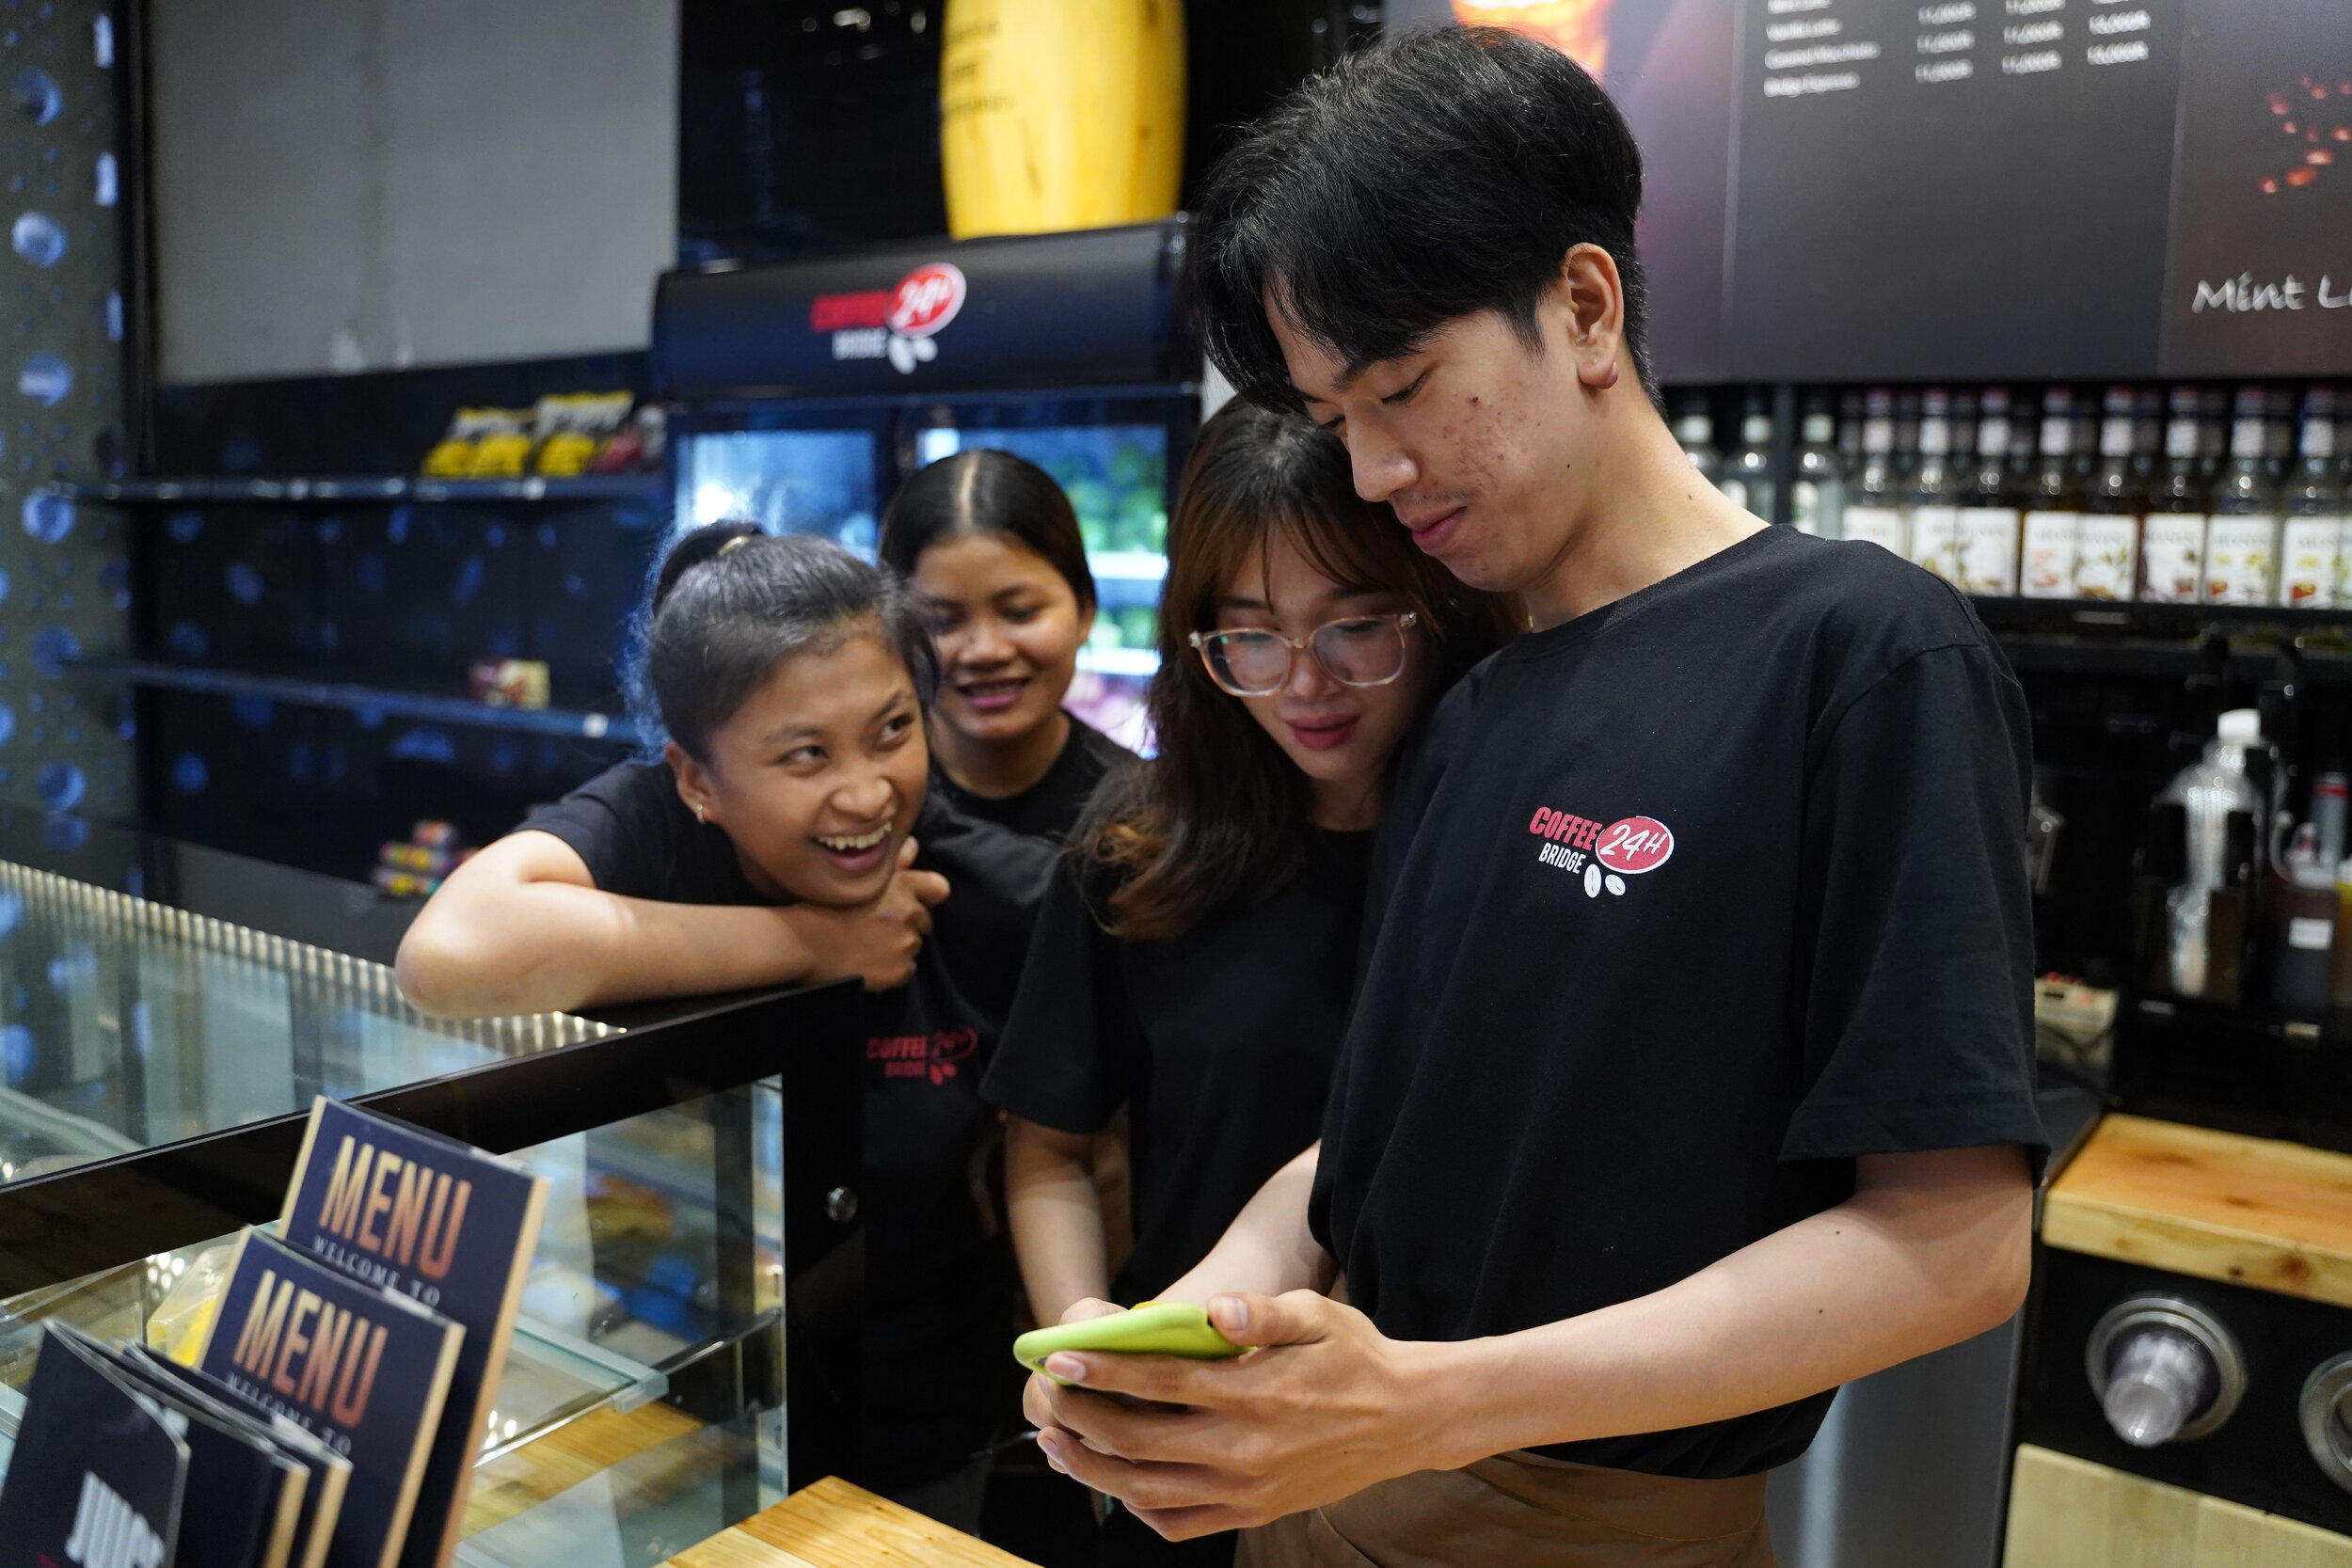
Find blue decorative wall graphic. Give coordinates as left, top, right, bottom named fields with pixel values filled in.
left=0, top=0, right=130, bottom=825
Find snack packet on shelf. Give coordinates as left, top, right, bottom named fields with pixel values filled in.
left=421, top=407, right=517, bottom=478
left=467, top=408, right=537, bottom=479
left=533, top=391, right=634, bottom=478
left=589, top=403, right=666, bottom=474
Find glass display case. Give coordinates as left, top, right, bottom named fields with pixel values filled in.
left=0, top=814, right=862, bottom=1568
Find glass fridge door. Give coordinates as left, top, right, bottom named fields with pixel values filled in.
left=672, top=418, right=887, bottom=558
left=898, top=393, right=1193, bottom=752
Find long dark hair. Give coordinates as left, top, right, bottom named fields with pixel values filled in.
left=633, top=523, right=936, bottom=762
left=877, top=448, right=1097, bottom=610
left=1076, top=402, right=1518, bottom=940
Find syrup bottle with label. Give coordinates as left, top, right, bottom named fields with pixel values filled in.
left=1724, top=393, right=1775, bottom=520
left=1673, top=398, right=1723, bottom=488
left=1907, top=388, right=1961, bottom=581
left=2141, top=388, right=2209, bottom=604
left=1790, top=394, right=1845, bottom=538
left=2076, top=386, right=2143, bottom=601
left=2284, top=388, right=2346, bottom=610
left=1843, top=388, right=1907, bottom=556
left=2206, top=387, right=2282, bottom=608
left=2022, top=388, right=2085, bottom=600
left=1956, top=388, right=2022, bottom=594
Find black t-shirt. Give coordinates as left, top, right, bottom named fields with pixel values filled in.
left=984, top=830, right=1369, bottom=1306
left=1314, top=527, right=2045, bottom=1480
left=930, top=714, right=1133, bottom=843
left=521, top=761, right=1055, bottom=1489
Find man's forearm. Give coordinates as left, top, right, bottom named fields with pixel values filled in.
left=1162, top=1144, right=1334, bottom=1304
left=1412, top=1147, right=2033, bottom=1470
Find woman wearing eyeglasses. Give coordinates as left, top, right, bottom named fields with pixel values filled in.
left=981, top=400, right=1518, bottom=1567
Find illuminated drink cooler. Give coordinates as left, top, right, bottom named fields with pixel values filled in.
left=655, top=220, right=1205, bottom=755
left=0, top=812, right=863, bottom=1567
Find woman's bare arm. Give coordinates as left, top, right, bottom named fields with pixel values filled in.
left=1007, top=1118, right=1113, bottom=1325
left=395, top=830, right=944, bottom=1018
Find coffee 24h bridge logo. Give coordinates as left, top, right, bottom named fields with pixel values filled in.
left=1528, top=807, right=1675, bottom=899
left=811, top=261, right=969, bottom=373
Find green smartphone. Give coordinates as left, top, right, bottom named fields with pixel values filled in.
left=1013, top=1300, right=1246, bottom=1380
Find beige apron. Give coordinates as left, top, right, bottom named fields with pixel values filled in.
left=1234, top=1451, right=1775, bottom=1568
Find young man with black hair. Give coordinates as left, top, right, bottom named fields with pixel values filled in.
left=1022, top=24, right=2044, bottom=1567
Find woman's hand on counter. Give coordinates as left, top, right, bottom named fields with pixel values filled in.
left=785, top=838, right=947, bottom=992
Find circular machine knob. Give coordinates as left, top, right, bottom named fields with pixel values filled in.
left=2299, top=1354, right=2352, bottom=1493
left=2086, top=1293, right=2248, bottom=1447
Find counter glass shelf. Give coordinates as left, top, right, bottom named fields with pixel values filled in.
left=0, top=817, right=862, bottom=1565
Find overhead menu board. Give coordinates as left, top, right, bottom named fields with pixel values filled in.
left=1469, top=0, right=2352, bottom=380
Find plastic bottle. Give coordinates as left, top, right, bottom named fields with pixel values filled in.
left=2160, top=708, right=2265, bottom=998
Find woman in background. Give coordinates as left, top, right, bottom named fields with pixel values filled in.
left=398, top=526, right=1053, bottom=1531
left=882, top=449, right=1134, bottom=842
left=983, top=402, right=1519, bottom=1566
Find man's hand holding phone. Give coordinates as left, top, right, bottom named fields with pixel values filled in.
left=1019, top=1291, right=1464, bottom=1541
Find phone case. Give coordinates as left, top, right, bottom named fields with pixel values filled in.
left=1013, top=1300, right=1246, bottom=1377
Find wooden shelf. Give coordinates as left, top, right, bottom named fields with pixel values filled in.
left=2042, top=1113, right=2352, bottom=1308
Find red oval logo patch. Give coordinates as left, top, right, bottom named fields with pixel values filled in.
left=888, top=262, right=967, bottom=338
left=1596, top=816, right=1675, bottom=875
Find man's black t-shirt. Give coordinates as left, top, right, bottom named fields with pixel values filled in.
left=1314, top=527, right=2045, bottom=1479
left=521, top=762, right=1054, bottom=1489
left=984, top=830, right=1369, bottom=1306
left=930, top=715, right=1134, bottom=843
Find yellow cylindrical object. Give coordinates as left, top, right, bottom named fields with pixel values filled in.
left=941, top=0, right=1185, bottom=240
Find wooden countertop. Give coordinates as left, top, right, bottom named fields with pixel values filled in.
left=659, top=1476, right=1041, bottom=1568
left=2043, top=1113, right=2352, bottom=1307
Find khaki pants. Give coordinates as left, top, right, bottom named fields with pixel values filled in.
left=1234, top=1451, right=1774, bottom=1568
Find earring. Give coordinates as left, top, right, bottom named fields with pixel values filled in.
left=692, top=802, right=707, bottom=824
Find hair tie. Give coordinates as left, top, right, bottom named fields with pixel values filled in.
left=718, top=533, right=754, bottom=556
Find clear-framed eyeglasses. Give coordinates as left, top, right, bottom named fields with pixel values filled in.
left=1188, top=611, right=1420, bottom=698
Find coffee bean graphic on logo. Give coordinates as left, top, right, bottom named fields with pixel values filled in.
left=1606, top=874, right=1627, bottom=895
left=1583, top=863, right=1602, bottom=897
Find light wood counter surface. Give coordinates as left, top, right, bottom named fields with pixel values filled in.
left=660, top=1476, right=1041, bottom=1568
left=2042, top=1113, right=2352, bottom=1307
